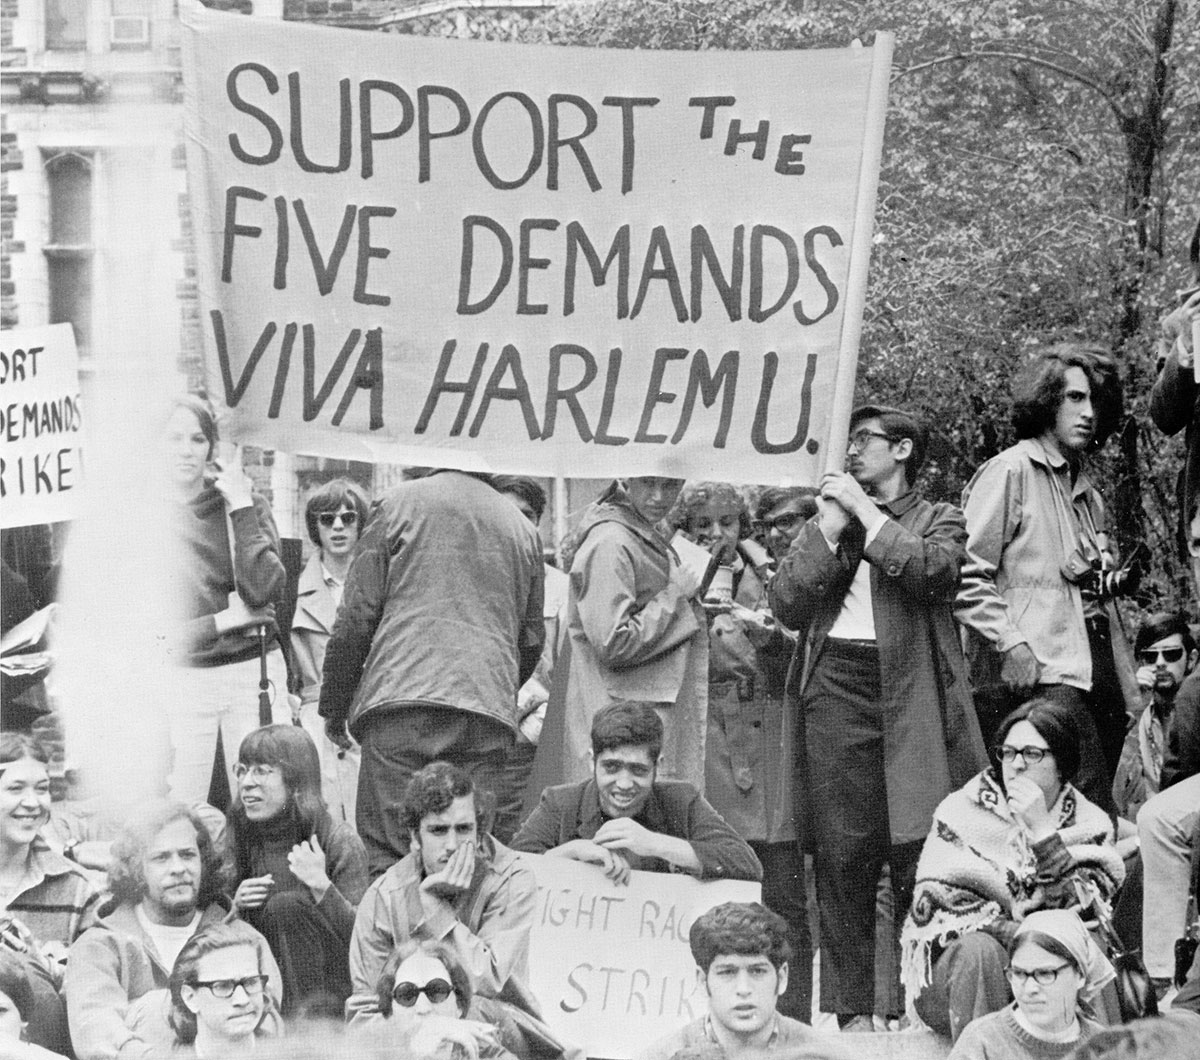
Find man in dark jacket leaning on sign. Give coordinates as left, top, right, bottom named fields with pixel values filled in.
left=319, top=469, right=545, bottom=876
left=510, top=701, right=762, bottom=883
left=769, top=404, right=987, bottom=1032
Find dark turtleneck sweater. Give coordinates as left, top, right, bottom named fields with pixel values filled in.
left=174, top=484, right=286, bottom=666
left=235, top=811, right=369, bottom=942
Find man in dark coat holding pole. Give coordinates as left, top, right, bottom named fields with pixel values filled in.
left=770, top=404, right=987, bottom=1033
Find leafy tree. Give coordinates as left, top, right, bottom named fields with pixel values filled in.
left=416, top=0, right=1200, bottom=608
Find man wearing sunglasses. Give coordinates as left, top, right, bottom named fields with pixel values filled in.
left=769, top=404, right=987, bottom=1032
left=292, top=478, right=371, bottom=825
left=1113, top=612, right=1197, bottom=819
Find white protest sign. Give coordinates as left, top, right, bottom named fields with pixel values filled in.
left=181, top=2, right=892, bottom=482
left=0, top=323, right=84, bottom=528
left=516, top=853, right=760, bottom=1059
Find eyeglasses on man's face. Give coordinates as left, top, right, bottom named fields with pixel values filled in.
left=193, top=975, right=268, bottom=998
left=1137, top=646, right=1185, bottom=665
left=392, top=978, right=454, bottom=1007
left=1007, top=963, right=1071, bottom=987
left=994, top=744, right=1050, bottom=765
left=754, top=511, right=804, bottom=534
left=233, top=763, right=280, bottom=782
left=847, top=429, right=893, bottom=453
left=317, top=510, right=358, bottom=528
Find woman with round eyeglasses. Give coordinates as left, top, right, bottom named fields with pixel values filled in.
left=362, top=939, right=520, bottom=1059
left=901, top=698, right=1124, bottom=1042
left=948, top=909, right=1113, bottom=1059
left=225, top=725, right=367, bottom=1018
left=292, top=477, right=371, bottom=824
left=169, top=921, right=281, bottom=1056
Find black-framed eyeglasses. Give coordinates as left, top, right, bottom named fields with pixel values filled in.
left=392, top=978, right=454, bottom=1007
left=754, top=511, right=805, bottom=534
left=317, top=510, right=358, bottom=528
left=1137, top=646, right=1185, bottom=665
left=1007, top=963, right=1071, bottom=986
left=848, top=429, right=893, bottom=452
left=193, top=975, right=268, bottom=999
left=994, top=744, right=1050, bottom=765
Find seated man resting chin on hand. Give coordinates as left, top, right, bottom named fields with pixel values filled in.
left=510, top=701, right=761, bottom=884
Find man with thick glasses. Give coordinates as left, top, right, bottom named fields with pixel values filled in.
left=752, top=486, right=818, bottom=565
left=956, top=344, right=1139, bottom=813
left=1113, top=612, right=1197, bottom=819
left=770, top=404, right=986, bottom=1033
left=64, top=802, right=280, bottom=1060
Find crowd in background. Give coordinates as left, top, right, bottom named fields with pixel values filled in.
left=1, top=289, right=1200, bottom=1060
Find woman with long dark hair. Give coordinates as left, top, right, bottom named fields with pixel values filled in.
left=225, top=725, right=368, bottom=1017
left=164, top=394, right=290, bottom=803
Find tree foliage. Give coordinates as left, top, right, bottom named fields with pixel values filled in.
left=432, top=0, right=1200, bottom=609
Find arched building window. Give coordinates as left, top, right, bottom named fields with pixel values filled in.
left=43, top=151, right=95, bottom=356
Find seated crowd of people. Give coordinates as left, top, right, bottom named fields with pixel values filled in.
left=3, top=303, right=1200, bottom=1060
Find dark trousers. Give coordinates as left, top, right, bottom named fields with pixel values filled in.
left=752, top=839, right=814, bottom=1023
left=804, top=641, right=921, bottom=1016
left=973, top=617, right=1125, bottom=817
left=247, top=890, right=351, bottom=1018
left=357, top=705, right=514, bottom=877
left=494, top=738, right=538, bottom=845
left=913, top=931, right=1011, bottom=1041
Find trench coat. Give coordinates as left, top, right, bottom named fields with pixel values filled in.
left=703, top=550, right=798, bottom=843
left=770, top=490, right=988, bottom=845
left=561, top=497, right=708, bottom=786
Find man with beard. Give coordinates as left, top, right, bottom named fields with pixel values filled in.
left=510, top=701, right=761, bottom=883
left=64, top=802, right=279, bottom=1059
left=1114, top=612, right=1197, bottom=819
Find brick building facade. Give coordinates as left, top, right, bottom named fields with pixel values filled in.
left=1, top=0, right=598, bottom=601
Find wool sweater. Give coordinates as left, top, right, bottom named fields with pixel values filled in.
left=228, top=811, right=368, bottom=941
left=948, top=1005, right=1102, bottom=1060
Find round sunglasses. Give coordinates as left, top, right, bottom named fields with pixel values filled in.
left=392, top=978, right=454, bottom=1007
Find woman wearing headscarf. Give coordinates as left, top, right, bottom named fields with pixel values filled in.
left=948, top=909, right=1113, bottom=1059
left=901, top=698, right=1124, bottom=1042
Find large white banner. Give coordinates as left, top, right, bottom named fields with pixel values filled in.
left=181, top=3, right=891, bottom=482
left=0, top=323, right=84, bottom=528
left=518, top=853, right=760, bottom=1059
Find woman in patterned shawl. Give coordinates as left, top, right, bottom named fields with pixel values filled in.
left=900, top=697, right=1124, bottom=1042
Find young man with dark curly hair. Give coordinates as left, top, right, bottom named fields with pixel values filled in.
left=637, top=902, right=846, bottom=1060
left=345, top=762, right=539, bottom=1022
